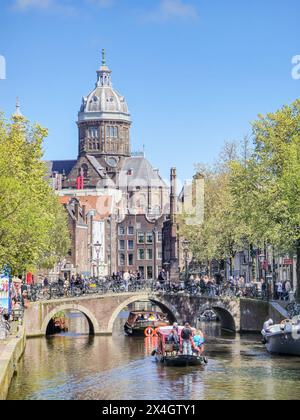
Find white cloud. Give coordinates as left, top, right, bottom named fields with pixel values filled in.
left=13, top=0, right=54, bottom=10
left=12, top=0, right=113, bottom=13
left=147, top=0, right=198, bottom=22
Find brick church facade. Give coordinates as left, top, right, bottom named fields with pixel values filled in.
left=46, top=51, right=170, bottom=280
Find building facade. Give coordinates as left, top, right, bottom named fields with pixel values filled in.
left=46, top=51, right=169, bottom=279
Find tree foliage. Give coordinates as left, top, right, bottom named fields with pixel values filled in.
left=231, top=100, right=300, bottom=296
left=0, top=113, right=70, bottom=274
left=180, top=142, right=246, bottom=273
left=178, top=100, right=300, bottom=295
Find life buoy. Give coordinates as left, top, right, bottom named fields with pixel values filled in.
left=152, top=328, right=160, bottom=337
left=144, top=327, right=154, bottom=337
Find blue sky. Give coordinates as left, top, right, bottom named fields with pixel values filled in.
left=1, top=0, right=300, bottom=183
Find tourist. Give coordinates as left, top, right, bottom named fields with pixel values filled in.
left=173, top=322, right=179, bottom=333
left=123, top=271, right=130, bottom=291
left=181, top=323, right=193, bottom=356
left=261, top=278, right=267, bottom=299
left=193, top=330, right=205, bottom=355
left=276, top=280, right=283, bottom=300
left=167, top=328, right=180, bottom=352
left=263, top=319, right=274, bottom=333
left=285, top=280, right=292, bottom=301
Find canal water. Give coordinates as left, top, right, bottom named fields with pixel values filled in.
left=7, top=310, right=300, bottom=400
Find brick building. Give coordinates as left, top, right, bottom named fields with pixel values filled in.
left=46, top=51, right=169, bottom=279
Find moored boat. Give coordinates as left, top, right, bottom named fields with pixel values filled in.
left=124, top=311, right=169, bottom=336
left=262, top=317, right=300, bottom=356
left=152, top=326, right=207, bottom=367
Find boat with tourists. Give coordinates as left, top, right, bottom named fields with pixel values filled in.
left=152, top=326, right=208, bottom=367
left=261, top=317, right=300, bottom=356
left=124, top=310, right=170, bottom=336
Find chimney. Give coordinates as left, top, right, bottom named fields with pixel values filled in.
left=82, top=205, right=86, bottom=222
left=74, top=200, right=80, bottom=221
left=170, top=167, right=177, bottom=223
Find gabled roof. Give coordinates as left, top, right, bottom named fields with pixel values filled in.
left=119, top=157, right=168, bottom=189
left=86, top=155, right=106, bottom=178
left=59, top=195, right=113, bottom=221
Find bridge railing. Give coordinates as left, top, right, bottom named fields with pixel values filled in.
left=23, top=279, right=277, bottom=304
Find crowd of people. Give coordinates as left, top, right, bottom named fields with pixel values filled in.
left=167, top=322, right=205, bottom=356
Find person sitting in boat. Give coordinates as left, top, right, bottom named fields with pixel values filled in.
left=148, top=314, right=156, bottom=322
left=136, top=314, right=145, bottom=322
left=192, top=330, right=205, bottom=355
left=181, top=323, right=193, bottom=356
left=173, top=322, right=179, bottom=333
left=167, top=328, right=180, bottom=353
left=263, top=319, right=274, bottom=333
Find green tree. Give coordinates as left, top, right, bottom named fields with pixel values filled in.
left=231, top=100, right=300, bottom=298
left=180, top=142, right=245, bottom=275
left=0, top=112, right=70, bottom=275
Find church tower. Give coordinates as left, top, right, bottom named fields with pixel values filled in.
left=77, top=50, right=131, bottom=169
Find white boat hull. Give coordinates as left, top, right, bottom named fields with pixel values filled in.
left=262, top=325, right=300, bottom=356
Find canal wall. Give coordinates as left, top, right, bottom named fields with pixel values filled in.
left=240, top=299, right=288, bottom=333
left=0, top=326, right=26, bottom=400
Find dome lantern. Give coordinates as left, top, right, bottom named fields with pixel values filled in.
left=77, top=51, right=132, bottom=158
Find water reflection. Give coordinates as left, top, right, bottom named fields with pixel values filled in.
left=8, top=314, right=300, bottom=400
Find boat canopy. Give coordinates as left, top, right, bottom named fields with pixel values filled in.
left=157, top=326, right=196, bottom=337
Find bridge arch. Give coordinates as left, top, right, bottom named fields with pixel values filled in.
left=211, top=305, right=237, bottom=332
left=41, top=303, right=101, bottom=336
left=107, top=294, right=181, bottom=333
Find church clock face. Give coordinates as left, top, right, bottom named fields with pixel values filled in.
left=106, top=156, right=118, bottom=168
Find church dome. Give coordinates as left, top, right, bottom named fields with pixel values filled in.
left=78, top=51, right=131, bottom=124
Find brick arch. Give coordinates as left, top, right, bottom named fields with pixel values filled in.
left=211, top=305, right=237, bottom=332
left=41, top=303, right=101, bottom=336
left=107, top=294, right=181, bottom=333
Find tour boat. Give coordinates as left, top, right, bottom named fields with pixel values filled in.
left=262, top=317, right=300, bottom=356
left=152, top=326, right=207, bottom=367
left=200, top=309, right=218, bottom=322
left=124, top=311, right=170, bottom=336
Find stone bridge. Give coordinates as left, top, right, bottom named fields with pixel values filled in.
left=24, top=292, right=283, bottom=337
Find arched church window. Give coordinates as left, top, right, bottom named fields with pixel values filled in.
left=89, top=127, right=99, bottom=139
left=106, top=126, right=118, bottom=139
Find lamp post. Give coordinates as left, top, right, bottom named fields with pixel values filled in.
left=258, top=251, right=269, bottom=300
left=106, top=216, right=113, bottom=277
left=153, top=226, right=158, bottom=281
left=259, top=252, right=266, bottom=279
left=182, top=240, right=190, bottom=286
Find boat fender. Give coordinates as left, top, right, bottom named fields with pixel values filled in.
left=280, top=319, right=291, bottom=331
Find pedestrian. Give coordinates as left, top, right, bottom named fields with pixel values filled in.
left=276, top=280, right=283, bottom=300
left=284, top=280, right=292, bottom=301
left=123, top=271, right=130, bottom=291
left=261, top=278, right=267, bottom=299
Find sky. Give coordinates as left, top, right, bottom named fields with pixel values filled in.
left=1, top=0, right=300, bottom=184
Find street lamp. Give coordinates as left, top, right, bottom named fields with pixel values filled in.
left=94, top=241, right=102, bottom=279
left=182, top=240, right=190, bottom=285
